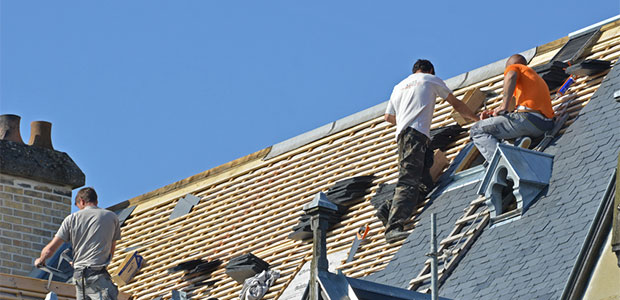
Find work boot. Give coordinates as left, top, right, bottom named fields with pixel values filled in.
left=517, top=137, right=532, bottom=149
left=385, top=228, right=410, bottom=244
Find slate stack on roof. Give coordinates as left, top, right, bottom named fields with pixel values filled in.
left=288, top=213, right=341, bottom=241
left=326, top=175, right=375, bottom=207
left=566, top=59, right=612, bottom=76
left=429, top=125, right=466, bottom=151
left=289, top=176, right=374, bottom=241
left=533, top=60, right=570, bottom=90
left=168, top=258, right=222, bottom=275
left=167, top=258, right=222, bottom=290
left=369, top=183, right=396, bottom=211
left=225, top=253, right=270, bottom=284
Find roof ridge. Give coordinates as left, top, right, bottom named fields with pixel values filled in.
left=260, top=16, right=620, bottom=163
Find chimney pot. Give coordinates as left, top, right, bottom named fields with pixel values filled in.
left=29, top=121, right=54, bottom=149
left=0, top=114, right=24, bottom=144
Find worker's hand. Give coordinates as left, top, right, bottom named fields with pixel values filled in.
left=492, top=106, right=507, bottom=117
left=479, top=110, right=493, bottom=120
left=466, top=115, right=479, bottom=123
left=34, top=258, right=45, bottom=268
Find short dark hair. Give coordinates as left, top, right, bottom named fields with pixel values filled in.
left=412, top=59, right=435, bottom=75
left=76, top=187, right=97, bottom=204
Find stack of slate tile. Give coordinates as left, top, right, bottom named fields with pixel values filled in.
left=168, top=258, right=222, bottom=275
left=533, top=61, right=570, bottom=90
left=167, top=258, right=222, bottom=288
left=326, top=175, right=375, bottom=207
left=225, top=253, right=270, bottom=284
left=369, top=183, right=396, bottom=211
left=288, top=212, right=342, bottom=241
left=369, top=183, right=396, bottom=226
left=429, top=125, right=466, bottom=151
left=288, top=175, right=375, bottom=241
left=566, top=59, right=611, bottom=77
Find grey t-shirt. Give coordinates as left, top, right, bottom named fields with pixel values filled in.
left=56, top=206, right=121, bottom=269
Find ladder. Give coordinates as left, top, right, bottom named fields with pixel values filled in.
left=534, top=93, right=577, bottom=152
left=409, top=196, right=490, bottom=292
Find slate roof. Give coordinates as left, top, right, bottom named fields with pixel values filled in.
left=102, top=17, right=620, bottom=300
left=367, top=52, right=620, bottom=299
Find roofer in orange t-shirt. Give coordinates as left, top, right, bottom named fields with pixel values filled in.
left=470, top=54, right=554, bottom=162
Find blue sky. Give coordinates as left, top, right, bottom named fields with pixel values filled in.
left=1, top=1, right=618, bottom=209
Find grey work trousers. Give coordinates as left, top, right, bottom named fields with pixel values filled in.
left=73, top=269, right=119, bottom=300
left=469, top=112, right=553, bottom=161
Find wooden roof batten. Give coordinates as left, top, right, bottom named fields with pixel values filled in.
left=103, top=17, right=620, bottom=300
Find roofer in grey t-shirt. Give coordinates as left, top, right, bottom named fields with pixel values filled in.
left=35, top=187, right=121, bottom=300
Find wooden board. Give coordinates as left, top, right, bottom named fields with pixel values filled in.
left=451, top=88, right=486, bottom=125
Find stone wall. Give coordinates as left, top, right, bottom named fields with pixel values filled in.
left=0, top=174, right=72, bottom=276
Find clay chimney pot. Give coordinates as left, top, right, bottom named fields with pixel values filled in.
left=29, top=121, right=53, bottom=149
left=0, top=114, right=24, bottom=144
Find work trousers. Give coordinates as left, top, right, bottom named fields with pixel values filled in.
left=73, top=268, right=118, bottom=300
left=470, top=112, right=553, bottom=161
left=383, top=127, right=431, bottom=232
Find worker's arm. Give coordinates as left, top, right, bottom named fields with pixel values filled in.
left=34, top=236, right=64, bottom=267
left=495, top=70, right=518, bottom=115
left=445, top=94, right=478, bottom=123
left=384, top=113, right=396, bottom=125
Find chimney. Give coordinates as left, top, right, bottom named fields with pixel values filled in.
left=0, top=114, right=84, bottom=276
left=0, top=114, right=24, bottom=144
left=28, top=121, right=53, bottom=149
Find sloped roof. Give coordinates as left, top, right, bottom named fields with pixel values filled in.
left=108, top=17, right=620, bottom=299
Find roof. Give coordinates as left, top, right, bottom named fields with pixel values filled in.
left=107, top=17, right=620, bottom=299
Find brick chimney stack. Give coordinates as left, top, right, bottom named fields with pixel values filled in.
left=0, top=114, right=85, bottom=276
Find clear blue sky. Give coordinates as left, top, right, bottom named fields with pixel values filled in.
left=1, top=1, right=618, bottom=209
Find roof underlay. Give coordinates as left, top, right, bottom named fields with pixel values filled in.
left=107, top=17, right=620, bottom=300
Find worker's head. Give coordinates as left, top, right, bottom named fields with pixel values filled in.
left=75, top=187, right=98, bottom=209
left=506, top=54, right=527, bottom=68
left=412, top=59, right=435, bottom=75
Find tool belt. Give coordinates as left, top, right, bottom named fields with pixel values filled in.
left=76, top=266, right=108, bottom=278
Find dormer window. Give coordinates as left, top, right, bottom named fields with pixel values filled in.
left=477, top=144, right=553, bottom=221
left=488, top=166, right=519, bottom=221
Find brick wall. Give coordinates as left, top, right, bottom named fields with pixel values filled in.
left=0, top=174, right=72, bottom=276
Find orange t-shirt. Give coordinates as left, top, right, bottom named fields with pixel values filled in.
left=504, top=64, right=554, bottom=118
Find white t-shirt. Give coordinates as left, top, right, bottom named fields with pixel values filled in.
left=385, top=73, right=452, bottom=139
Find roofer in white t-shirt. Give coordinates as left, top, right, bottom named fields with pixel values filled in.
left=380, top=59, right=478, bottom=243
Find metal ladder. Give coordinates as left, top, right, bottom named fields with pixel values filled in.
left=409, top=196, right=490, bottom=292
